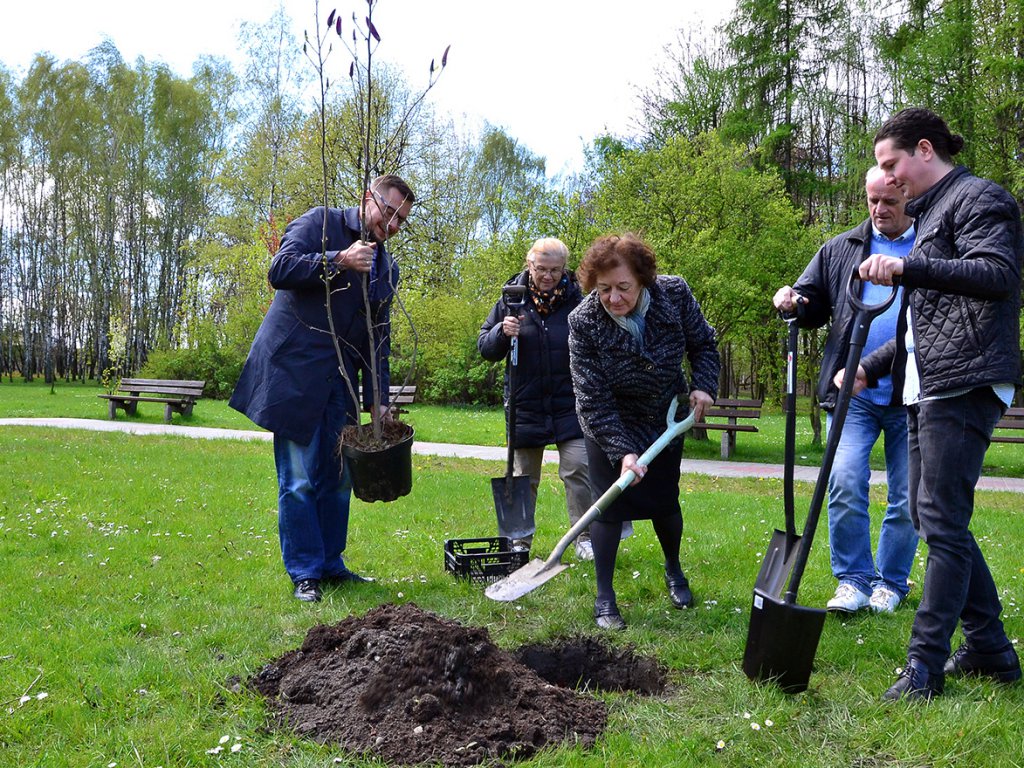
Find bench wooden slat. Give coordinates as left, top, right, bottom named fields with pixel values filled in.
left=693, top=423, right=759, bottom=434
left=702, top=408, right=762, bottom=419
left=99, top=394, right=195, bottom=404
left=118, top=378, right=206, bottom=388
left=709, top=399, right=761, bottom=409
left=991, top=435, right=1024, bottom=443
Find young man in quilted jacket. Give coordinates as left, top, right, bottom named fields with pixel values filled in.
left=842, top=108, right=1022, bottom=700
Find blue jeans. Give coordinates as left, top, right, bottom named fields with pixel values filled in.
left=273, top=380, right=352, bottom=583
left=907, top=388, right=1008, bottom=672
left=826, top=396, right=916, bottom=598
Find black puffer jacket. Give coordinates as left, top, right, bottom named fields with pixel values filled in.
left=568, top=276, right=720, bottom=464
left=861, top=166, right=1022, bottom=394
left=478, top=271, right=585, bottom=448
left=792, top=218, right=904, bottom=409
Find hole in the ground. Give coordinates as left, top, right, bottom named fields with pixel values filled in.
left=514, top=635, right=668, bottom=694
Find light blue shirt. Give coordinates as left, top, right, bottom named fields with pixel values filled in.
left=859, top=223, right=914, bottom=406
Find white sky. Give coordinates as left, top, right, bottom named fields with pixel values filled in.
left=1, top=1, right=734, bottom=175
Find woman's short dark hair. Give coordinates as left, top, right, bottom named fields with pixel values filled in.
left=873, top=108, right=965, bottom=163
left=578, top=233, right=658, bottom=293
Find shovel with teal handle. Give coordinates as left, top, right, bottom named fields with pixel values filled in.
left=485, top=397, right=696, bottom=602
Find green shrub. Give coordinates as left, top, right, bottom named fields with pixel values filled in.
left=141, top=344, right=246, bottom=400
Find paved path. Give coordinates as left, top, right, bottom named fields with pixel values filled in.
left=3, top=417, right=1023, bottom=494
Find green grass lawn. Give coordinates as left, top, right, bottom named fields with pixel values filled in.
left=1, top=415, right=1023, bottom=766
left=3, top=378, right=1022, bottom=477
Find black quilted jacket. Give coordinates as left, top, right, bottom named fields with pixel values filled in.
left=861, top=166, right=1022, bottom=396
left=568, top=275, right=720, bottom=463
left=478, top=270, right=585, bottom=448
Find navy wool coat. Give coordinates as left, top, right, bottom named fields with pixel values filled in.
left=568, top=275, right=720, bottom=464
left=478, top=270, right=585, bottom=448
left=229, top=206, right=397, bottom=445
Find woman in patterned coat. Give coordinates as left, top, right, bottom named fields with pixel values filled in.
left=568, top=233, right=720, bottom=630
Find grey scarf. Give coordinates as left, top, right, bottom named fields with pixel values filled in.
left=601, top=287, right=651, bottom=347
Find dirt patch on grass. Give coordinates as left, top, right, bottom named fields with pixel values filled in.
left=513, top=635, right=667, bottom=694
left=250, top=603, right=663, bottom=766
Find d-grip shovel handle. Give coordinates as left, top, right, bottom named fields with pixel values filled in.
left=783, top=269, right=899, bottom=604
left=541, top=398, right=697, bottom=567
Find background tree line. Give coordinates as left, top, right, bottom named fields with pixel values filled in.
left=1, top=1, right=1020, bottom=416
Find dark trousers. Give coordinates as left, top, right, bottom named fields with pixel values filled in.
left=906, top=387, right=1008, bottom=672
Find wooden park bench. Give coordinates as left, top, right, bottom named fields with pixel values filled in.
left=693, top=397, right=763, bottom=459
left=991, top=406, right=1024, bottom=444
left=357, top=384, right=417, bottom=413
left=99, top=378, right=205, bottom=423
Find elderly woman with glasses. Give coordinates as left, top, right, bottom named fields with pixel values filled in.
left=568, top=232, right=719, bottom=630
left=478, top=238, right=597, bottom=559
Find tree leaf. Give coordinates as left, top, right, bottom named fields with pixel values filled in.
left=327, top=9, right=336, bottom=28
left=367, top=19, right=380, bottom=42
left=349, top=61, right=354, bottom=78
left=336, top=17, right=342, bottom=36
left=442, top=45, right=450, bottom=67
left=430, top=59, right=435, bottom=74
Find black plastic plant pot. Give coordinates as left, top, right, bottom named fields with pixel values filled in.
left=341, top=426, right=414, bottom=503
left=742, top=587, right=827, bottom=694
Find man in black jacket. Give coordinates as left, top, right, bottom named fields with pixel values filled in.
left=774, top=167, right=917, bottom=616
left=844, top=108, right=1022, bottom=700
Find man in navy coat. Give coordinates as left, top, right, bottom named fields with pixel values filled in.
left=230, top=175, right=415, bottom=602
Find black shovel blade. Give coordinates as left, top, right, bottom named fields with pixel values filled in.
left=742, top=587, right=826, bottom=694
left=492, top=475, right=535, bottom=541
left=754, top=529, right=802, bottom=598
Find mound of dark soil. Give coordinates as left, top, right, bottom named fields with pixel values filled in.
left=514, top=636, right=668, bottom=695
left=250, top=603, right=608, bottom=766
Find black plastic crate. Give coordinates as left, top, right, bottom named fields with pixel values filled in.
left=444, top=537, right=529, bottom=583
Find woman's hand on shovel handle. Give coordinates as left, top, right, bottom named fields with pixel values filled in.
left=622, top=454, right=646, bottom=486
left=689, top=389, right=713, bottom=423
left=833, top=366, right=868, bottom=396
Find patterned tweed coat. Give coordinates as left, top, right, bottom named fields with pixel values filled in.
left=568, top=275, right=720, bottom=464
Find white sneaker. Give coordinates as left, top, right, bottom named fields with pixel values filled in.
left=826, top=583, right=870, bottom=613
left=575, top=539, right=594, bottom=561
left=869, top=585, right=902, bottom=613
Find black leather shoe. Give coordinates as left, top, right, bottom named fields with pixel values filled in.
left=665, top=573, right=693, bottom=609
left=944, top=641, right=1022, bottom=683
left=882, top=658, right=944, bottom=702
left=594, top=598, right=626, bottom=631
left=293, top=578, right=322, bottom=602
left=323, top=569, right=375, bottom=585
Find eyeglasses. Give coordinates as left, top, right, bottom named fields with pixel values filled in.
left=372, top=191, right=408, bottom=228
left=530, top=265, right=564, bottom=278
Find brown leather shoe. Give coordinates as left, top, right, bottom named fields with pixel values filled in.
left=594, top=598, right=626, bottom=631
